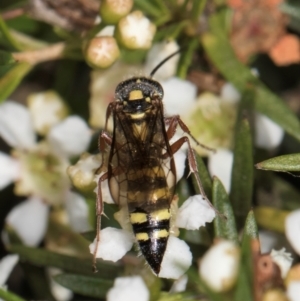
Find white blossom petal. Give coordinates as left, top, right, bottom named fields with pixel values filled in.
left=159, top=236, right=192, bottom=279
left=65, top=191, right=92, bottom=233
left=173, top=150, right=187, bottom=182
left=161, top=77, right=197, bottom=116
left=89, top=227, right=134, bottom=262
left=47, top=116, right=92, bottom=158
left=107, top=276, right=149, bottom=301
left=199, top=240, right=240, bottom=292
left=28, top=91, right=68, bottom=135
left=176, top=195, right=215, bottom=230
left=48, top=268, right=73, bottom=301
left=259, top=230, right=279, bottom=253
left=0, top=152, right=20, bottom=189
left=208, top=149, right=233, bottom=193
left=285, top=209, right=300, bottom=255
left=145, top=41, right=180, bottom=81
left=94, top=172, right=115, bottom=204
left=0, top=255, right=19, bottom=286
left=220, top=83, right=241, bottom=104
left=287, top=281, right=300, bottom=301
left=6, top=197, right=49, bottom=246
left=270, top=248, right=293, bottom=279
left=97, top=25, right=115, bottom=37
left=169, top=274, right=188, bottom=293
left=255, top=113, right=284, bottom=150
left=0, top=101, right=36, bottom=149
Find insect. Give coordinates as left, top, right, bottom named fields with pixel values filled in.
left=94, top=52, right=212, bottom=275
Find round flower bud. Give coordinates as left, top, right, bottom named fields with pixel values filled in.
left=100, top=0, right=133, bottom=25
left=83, top=36, right=120, bottom=69
left=199, top=240, right=240, bottom=292
left=115, top=11, right=156, bottom=50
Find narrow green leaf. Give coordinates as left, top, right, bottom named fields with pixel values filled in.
left=54, top=273, right=113, bottom=298
left=0, top=15, right=22, bottom=50
left=254, top=206, right=288, bottom=233
left=9, top=245, right=120, bottom=277
left=255, top=153, right=300, bottom=172
left=243, top=210, right=258, bottom=240
left=234, top=234, right=253, bottom=301
left=134, top=0, right=161, bottom=17
left=230, top=118, right=253, bottom=228
left=0, top=50, right=15, bottom=64
left=0, top=288, right=26, bottom=301
left=201, top=10, right=300, bottom=141
left=212, top=177, right=239, bottom=243
left=0, top=62, right=32, bottom=102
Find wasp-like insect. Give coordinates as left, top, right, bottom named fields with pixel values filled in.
left=94, top=52, right=212, bottom=275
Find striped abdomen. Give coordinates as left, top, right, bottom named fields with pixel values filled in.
left=127, top=166, right=171, bottom=275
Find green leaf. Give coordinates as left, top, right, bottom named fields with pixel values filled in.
left=54, top=273, right=113, bottom=298
left=9, top=245, right=120, bottom=277
left=0, top=288, right=26, bottom=301
left=243, top=210, right=258, bottom=240
left=201, top=10, right=300, bottom=142
left=0, top=62, right=32, bottom=102
left=255, top=153, right=300, bottom=172
left=0, top=15, right=22, bottom=50
left=230, top=118, right=253, bottom=228
left=0, top=50, right=16, bottom=76
left=254, top=206, right=288, bottom=233
left=212, top=177, right=239, bottom=243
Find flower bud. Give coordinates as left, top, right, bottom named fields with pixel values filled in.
left=115, top=11, right=156, bottom=50
left=83, top=36, right=120, bottom=69
left=100, top=0, right=133, bottom=25
left=199, top=240, right=240, bottom=292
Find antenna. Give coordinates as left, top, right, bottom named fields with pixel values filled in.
left=149, top=49, right=181, bottom=78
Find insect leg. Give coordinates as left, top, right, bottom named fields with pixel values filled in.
left=165, top=115, right=215, bottom=152
left=93, top=171, right=109, bottom=272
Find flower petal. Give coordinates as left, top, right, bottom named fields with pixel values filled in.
left=27, top=91, right=69, bottom=136
left=47, top=116, right=92, bottom=158
left=6, top=197, right=49, bottom=246
left=48, top=268, right=73, bottom=301
left=107, top=276, right=149, bottom=301
left=220, top=83, right=241, bottom=104
left=270, top=248, right=293, bottom=279
left=285, top=209, right=300, bottom=255
left=65, top=191, right=92, bottom=233
left=199, top=240, right=240, bottom=292
left=0, top=152, right=20, bottom=189
left=0, top=254, right=19, bottom=286
left=161, top=77, right=197, bottom=116
left=159, top=236, right=192, bottom=279
left=176, top=195, right=216, bottom=230
left=255, top=113, right=284, bottom=150
left=89, top=227, right=134, bottom=262
left=94, top=172, right=115, bottom=204
left=208, top=149, right=233, bottom=193
left=145, top=41, right=180, bottom=81
left=287, top=281, right=300, bottom=301
left=169, top=274, right=188, bottom=293
left=0, top=101, right=36, bottom=149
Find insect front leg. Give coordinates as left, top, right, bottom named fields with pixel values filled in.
left=97, top=130, right=112, bottom=173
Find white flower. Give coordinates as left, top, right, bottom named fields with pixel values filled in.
left=162, top=77, right=197, bottom=116
left=176, top=195, right=216, bottom=230
left=0, top=255, right=19, bottom=289
left=169, top=274, right=188, bottom=293
left=255, top=113, right=284, bottom=150
left=270, top=248, right=293, bottom=279
left=116, top=11, right=156, bottom=49
left=6, top=197, right=49, bottom=246
left=145, top=41, right=180, bottom=81
left=199, top=240, right=240, bottom=292
left=220, top=83, right=241, bottom=104
left=107, top=276, right=149, bottom=301
left=0, top=100, right=92, bottom=246
left=89, top=227, right=134, bottom=262
left=27, top=91, right=68, bottom=135
left=287, top=281, right=300, bottom=301
left=159, top=236, right=192, bottom=279
left=285, top=209, right=300, bottom=255
left=208, top=149, right=233, bottom=193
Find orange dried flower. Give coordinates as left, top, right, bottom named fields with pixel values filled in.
left=269, top=34, right=300, bottom=66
